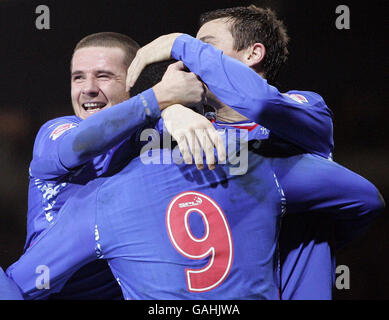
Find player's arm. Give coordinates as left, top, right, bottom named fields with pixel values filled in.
left=130, top=60, right=226, bottom=170
left=171, top=35, right=333, bottom=157
left=274, top=155, right=385, bottom=249
left=4, top=193, right=96, bottom=300
left=31, top=64, right=206, bottom=180
left=0, top=267, right=23, bottom=300
left=127, top=33, right=333, bottom=158
left=31, top=89, right=160, bottom=180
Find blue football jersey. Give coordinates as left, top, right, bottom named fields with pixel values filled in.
left=24, top=89, right=161, bottom=299
left=21, top=35, right=331, bottom=300
left=25, top=115, right=125, bottom=300
left=0, top=267, right=22, bottom=300
left=26, top=115, right=109, bottom=248
left=172, top=34, right=334, bottom=159
left=6, top=35, right=380, bottom=300
left=6, top=128, right=383, bottom=300
left=279, top=213, right=336, bottom=300
left=26, top=88, right=160, bottom=249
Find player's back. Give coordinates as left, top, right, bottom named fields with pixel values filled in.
left=95, top=147, right=284, bottom=300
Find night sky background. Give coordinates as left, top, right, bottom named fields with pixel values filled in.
left=0, top=0, right=387, bottom=299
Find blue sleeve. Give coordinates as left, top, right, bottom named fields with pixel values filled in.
left=5, top=193, right=96, bottom=300
left=30, top=117, right=81, bottom=179
left=171, top=34, right=334, bottom=158
left=30, top=89, right=160, bottom=180
left=0, top=267, right=23, bottom=300
left=273, top=155, right=385, bottom=249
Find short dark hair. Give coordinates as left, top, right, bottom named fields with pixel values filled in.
left=199, top=5, right=289, bottom=83
left=130, top=60, right=177, bottom=96
left=72, top=32, right=140, bottom=69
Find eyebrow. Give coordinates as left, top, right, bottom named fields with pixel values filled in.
left=199, top=35, right=216, bottom=43
left=95, top=70, right=116, bottom=76
left=71, top=70, right=83, bottom=77
left=71, top=70, right=116, bottom=77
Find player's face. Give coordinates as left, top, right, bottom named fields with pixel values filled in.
left=197, top=18, right=250, bottom=122
left=71, top=46, right=129, bottom=119
left=196, top=18, right=246, bottom=63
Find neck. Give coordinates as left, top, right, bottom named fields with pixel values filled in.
left=206, top=87, right=249, bottom=123
left=215, top=106, right=249, bottom=123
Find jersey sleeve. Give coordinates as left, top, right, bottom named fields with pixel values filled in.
left=30, top=88, right=160, bottom=180
left=0, top=267, right=23, bottom=300
left=30, top=117, right=81, bottom=179
left=171, top=34, right=334, bottom=158
left=5, top=190, right=97, bottom=300
left=273, top=155, right=385, bottom=249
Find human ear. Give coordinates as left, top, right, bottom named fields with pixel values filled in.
left=244, top=43, right=266, bottom=68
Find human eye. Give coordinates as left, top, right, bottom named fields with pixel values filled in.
left=72, top=74, right=84, bottom=82
left=97, top=72, right=113, bottom=80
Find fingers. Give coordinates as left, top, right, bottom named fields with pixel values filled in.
left=174, top=126, right=226, bottom=171
left=126, top=33, right=182, bottom=91
left=181, top=131, right=203, bottom=170
left=175, top=133, right=193, bottom=165
left=207, top=128, right=226, bottom=164
left=198, top=129, right=219, bottom=170
left=168, top=61, right=185, bottom=71
left=162, top=104, right=226, bottom=171
left=174, top=130, right=209, bottom=170
left=126, top=51, right=144, bottom=92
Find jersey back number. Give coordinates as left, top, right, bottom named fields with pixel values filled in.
left=166, top=191, right=233, bottom=292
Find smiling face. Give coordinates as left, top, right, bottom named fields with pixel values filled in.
left=71, top=46, right=129, bottom=119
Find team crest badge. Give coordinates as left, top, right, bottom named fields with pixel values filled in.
left=283, top=93, right=309, bottom=104
left=49, top=123, right=77, bottom=141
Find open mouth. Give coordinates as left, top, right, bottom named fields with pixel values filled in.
left=82, top=102, right=107, bottom=113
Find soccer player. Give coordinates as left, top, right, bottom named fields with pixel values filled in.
left=3, top=112, right=384, bottom=300
left=23, top=32, right=219, bottom=300
left=127, top=6, right=333, bottom=160
left=24, top=6, right=335, bottom=300
left=9, top=5, right=376, bottom=300
left=125, top=5, right=381, bottom=299
left=2, top=60, right=384, bottom=300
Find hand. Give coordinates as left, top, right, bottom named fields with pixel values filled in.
left=126, top=33, right=183, bottom=91
left=153, top=61, right=206, bottom=110
left=162, top=105, right=226, bottom=170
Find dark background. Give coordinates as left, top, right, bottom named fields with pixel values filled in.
left=0, top=0, right=387, bottom=299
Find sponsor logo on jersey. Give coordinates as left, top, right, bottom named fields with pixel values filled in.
left=49, top=123, right=77, bottom=141
left=178, top=196, right=203, bottom=208
left=283, top=93, right=309, bottom=104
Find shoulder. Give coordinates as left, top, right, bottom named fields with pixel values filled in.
left=39, top=115, right=81, bottom=131
left=32, top=116, right=81, bottom=154
left=36, top=116, right=81, bottom=141
left=283, top=90, right=328, bottom=108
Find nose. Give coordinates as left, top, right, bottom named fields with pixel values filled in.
left=81, top=77, right=99, bottom=97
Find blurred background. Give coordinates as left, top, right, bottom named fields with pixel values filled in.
left=0, top=0, right=387, bottom=299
